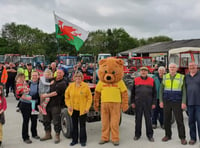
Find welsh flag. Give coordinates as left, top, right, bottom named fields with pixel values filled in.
left=54, top=13, right=89, bottom=51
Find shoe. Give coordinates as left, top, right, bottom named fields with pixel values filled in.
left=112, top=141, right=119, bottom=146
left=98, top=140, right=109, bottom=144
left=148, top=137, right=154, bottom=142
left=152, top=124, right=157, bottom=129
left=40, top=131, right=52, bottom=141
left=133, top=136, right=140, bottom=141
left=31, top=110, right=39, bottom=115
left=38, top=105, right=47, bottom=115
left=181, top=139, right=187, bottom=145
left=189, top=140, right=196, bottom=145
left=24, top=139, right=32, bottom=144
left=70, top=141, right=78, bottom=146
left=54, top=133, right=60, bottom=144
left=80, top=143, right=86, bottom=147
left=162, top=136, right=171, bottom=142
left=16, top=107, right=20, bottom=112
left=32, top=136, right=40, bottom=139
left=5, top=94, right=8, bottom=97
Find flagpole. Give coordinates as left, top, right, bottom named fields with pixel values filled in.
left=53, top=11, right=61, bottom=54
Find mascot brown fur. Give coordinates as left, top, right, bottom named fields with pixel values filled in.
left=94, top=57, right=128, bottom=145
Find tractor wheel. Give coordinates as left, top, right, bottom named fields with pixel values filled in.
left=61, top=108, right=73, bottom=138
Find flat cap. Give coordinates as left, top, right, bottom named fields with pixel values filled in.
left=140, top=66, right=148, bottom=71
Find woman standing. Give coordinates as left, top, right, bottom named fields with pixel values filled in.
left=65, top=71, right=92, bottom=147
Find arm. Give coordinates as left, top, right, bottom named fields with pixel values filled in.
left=64, top=85, right=71, bottom=108
left=120, top=80, right=129, bottom=112
left=181, top=78, right=187, bottom=109
left=0, top=97, right=7, bottom=114
left=130, top=80, right=136, bottom=105
left=40, top=77, right=51, bottom=86
left=152, top=81, right=157, bottom=105
left=159, top=82, right=164, bottom=108
left=85, top=86, right=92, bottom=113
left=93, top=81, right=102, bottom=111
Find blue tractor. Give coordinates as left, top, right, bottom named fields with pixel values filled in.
left=57, top=54, right=77, bottom=80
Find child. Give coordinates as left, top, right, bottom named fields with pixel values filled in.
left=38, top=69, right=54, bottom=115
left=0, top=85, right=7, bottom=147
left=15, top=73, right=38, bottom=114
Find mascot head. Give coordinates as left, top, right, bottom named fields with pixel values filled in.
left=98, top=57, right=124, bottom=84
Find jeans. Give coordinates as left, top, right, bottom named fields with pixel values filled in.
left=187, top=105, right=200, bottom=141
left=152, top=99, right=163, bottom=126
left=71, top=110, right=87, bottom=143
left=19, top=102, right=38, bottom=141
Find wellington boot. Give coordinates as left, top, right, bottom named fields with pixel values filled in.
left=54, top=133, right=60, bottom=144
left=40, top=131, right=52, bottom=141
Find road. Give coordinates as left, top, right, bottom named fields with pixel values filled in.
left=3, top=93, right=199, bottom=148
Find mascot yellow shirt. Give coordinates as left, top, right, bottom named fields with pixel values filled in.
left=95, top=80, right=127, bottom=102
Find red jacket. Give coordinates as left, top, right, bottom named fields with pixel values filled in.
left=0, top=96, right=7, bottom=111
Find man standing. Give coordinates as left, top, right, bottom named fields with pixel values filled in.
left=40, top=69, right=67, bottom=144
left=24, top=63, right=33, bottom=82
left=185, top=62, right=200, bottom=145
left=160, top=63, right=187, bottom=145
left=6, top=62, right=17, bottom=97
left=131, top=67, right=156, bottom=142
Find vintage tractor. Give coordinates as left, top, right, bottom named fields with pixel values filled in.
left=77, top=54, right=94, bottom=64
left=169, top=47, right=200, bottom=74
left=4, top=54, right=21, bottom=64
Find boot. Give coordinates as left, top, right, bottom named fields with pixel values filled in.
left=54, top=133, right=60, bottom=144
left=40, top=131, right=52, bottom=141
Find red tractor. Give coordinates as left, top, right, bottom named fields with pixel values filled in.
left=169, top=47, right=200, bottom=74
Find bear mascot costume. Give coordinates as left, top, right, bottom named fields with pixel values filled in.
left=94, top=57, right=129, bottom=146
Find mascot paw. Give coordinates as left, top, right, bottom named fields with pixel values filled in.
left=122, top=106, right=129, bottom=112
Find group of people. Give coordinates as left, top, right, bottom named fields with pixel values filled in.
left=131, top=62, right=200, bottom=146
left=0, top=60, right=200, bottom=147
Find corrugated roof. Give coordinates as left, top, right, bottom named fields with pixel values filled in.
left=120, top=39, right=200, bottom=54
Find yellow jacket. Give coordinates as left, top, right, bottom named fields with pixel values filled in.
left=65, top=81, right=92, bottom=116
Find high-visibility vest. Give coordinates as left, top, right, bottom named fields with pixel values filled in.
left=17, top=67, right=25, bottom=74
left=24, top=69, right=34, bottom=81
left=162, top=73, right=184, bottom=101
left=0, top=67, right=8, bottom=85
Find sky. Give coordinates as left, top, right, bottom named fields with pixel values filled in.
left=0, top=0, right=200, bottom=40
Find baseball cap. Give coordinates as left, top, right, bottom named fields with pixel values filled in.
left=27, top=63, right=32, bottom=66
left=140, top=66, right=148, bottom=71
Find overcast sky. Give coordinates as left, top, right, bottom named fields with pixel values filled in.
left=0, top=0, right=200, bottom=40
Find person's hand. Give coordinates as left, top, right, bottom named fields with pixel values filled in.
left=94, top=106, right=99, bottom=112
left=131, top=103, right=136, bottom=108
left=84, top=110, right=89, bottom=114
left=40, top=94, right=47, bottom=99
left=160, top=102, right=163, bottom=108
left=0, top=110, right=3, bottom=114
left=50, top=80, right=54, bottom=85
left=181, top=103, right=187, bottom=110
left=68, top=107, right=73, bottom=112
left=152, top=105, right=156, bottom=109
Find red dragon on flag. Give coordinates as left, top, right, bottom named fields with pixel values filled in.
left=58, top=20, right=82, bottom=41
left=54, top=13, right=89, bottom=51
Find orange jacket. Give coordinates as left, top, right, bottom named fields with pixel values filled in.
left=1, top=67, right=8, bottom=85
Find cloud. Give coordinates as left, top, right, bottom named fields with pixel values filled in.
left=0, top=0, right=200, bottom=40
